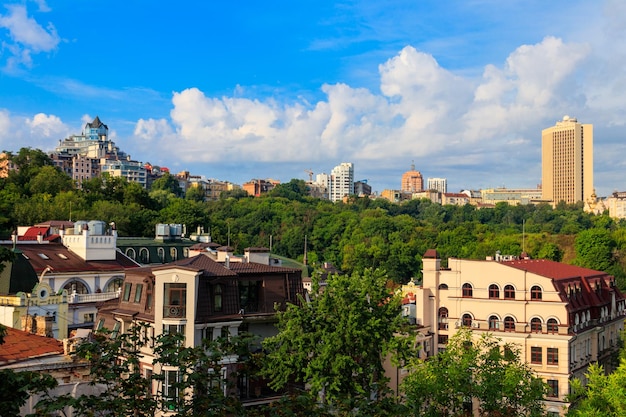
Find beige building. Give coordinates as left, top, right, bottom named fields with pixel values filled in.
left=480, top=187, right=543, bottom=206
left=541, top=116, right=593, bottom=206
left=401, top=163, right=424, bottom=193
left=399, top=250, right=625, bottom=416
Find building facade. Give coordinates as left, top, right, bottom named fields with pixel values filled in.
left=401, top=163, right=423, bottom=193
left=541, top=116, right=593, bottom=205
left=427, top=177, right=447, bottom=193
left=329, top=162, right=354, bottom=202
left=399, top=250, right=625, bottom=416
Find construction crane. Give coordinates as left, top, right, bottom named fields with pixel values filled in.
left=304, top=169, right=314, bottom=182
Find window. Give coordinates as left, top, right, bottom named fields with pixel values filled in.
left=531, top=285, right=542, bottom=300
left=504, top=316, right=515, bottom=331
left=504, top=285, right=515, bottom=300
left=111, top=322, right=121, bottom=338
left=145, top=283, right=153, bottom=312
left=83, top=313, right=94, bottom=323
left=547, top=348, right=559, bottom=365
left=96, top=318, right=104, bottom=330
left=488, top=315, right=499, bottom=330
left=547, top=318, right=558, bottom=333
left=531, top=317, right=542, bottom=332
left=239, top=281, right=260, bottom=313
left=122, top=283, right=132, bottom=302
left=462, top=283, right=473, bottom=298
left=531, top=346, right=542, bottom=364
left=164, top=283, right=186, bottom=318
left=489, top=284, right=500, bottom=299
left=547, top=379, right=559, bottom=398
left=214, top=284, right=223, bottom=312
left=158, top=247, right=165, bottom=263
left=438, top=307, right=449, bottom=330
left=134, top=284, right=143, bottom=303
left=438, top=334, right=448, bottom=345
left=105, top=277, right=124, bottom=293
left=139, top=248, right=149, bottom=264
left=64, top=280, right=89, bottom=295
left=438, top=283, right=448, bottom=290
left=163, top=323, right=186, bottom=336
left=170, top=247, right=178, bottom=261
left=163, top=370, right=181, bottom=411
left=462, top=313, right=473, bottom=327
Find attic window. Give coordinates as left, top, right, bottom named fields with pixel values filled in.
left=57, top=253, right=68, bottom=260
left=38, top=253, right=50, bottom=260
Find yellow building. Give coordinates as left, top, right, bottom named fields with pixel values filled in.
left=541, top=116, right=593, bottom=206
left=399, top=250, right=625, bottom=416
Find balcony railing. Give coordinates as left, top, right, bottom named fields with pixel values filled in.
left=164, top=304, right=186, bottom=318
left=69, top=290, right=120, bottom=304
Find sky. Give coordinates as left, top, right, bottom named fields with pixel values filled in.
left=1, top=0, right=625, bottom=196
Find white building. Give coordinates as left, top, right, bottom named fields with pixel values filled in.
left=427, top=177, right=447, bottom=193
left=329, top=162, right=354, bottom=202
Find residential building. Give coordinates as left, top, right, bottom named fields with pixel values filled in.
left=0, top=327, right=93, bottom=416
left=117, top=223, right=196, bottom=265
left=441, top=192, right=470, bottom=206
left=480, top=186, right=543, bottom=206
left=95, top=246, right=305, bottom=414
left=0, top=220, right=139, bottom=337
left=397, top=250, right=626, bottom=416
left=353, top=180, right=372, bottom=197
left=401, top=163, right=423, bottom=193
left=412, top=190, right=442, bottom=204
left=380, top=189, right=411, bottom=203
left=598, top=191, right=626, bottom=219
left=243, top=178, right=279, bottom=197
left=329, top=162, right=354, bottom=202
left=542, top=116, right=594, bottom=206
left=427, top=177, right=447, bottom=193
left=0, top=152, right=16, bottom=178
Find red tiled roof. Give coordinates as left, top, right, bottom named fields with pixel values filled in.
left=502, top=259, right=606, bottom=280
left=17, top=227, right=49, bottom=241
left=0, top=327, right=63, bottom=365
left=1, top=243, right=139, bottom=273
left=152, top=254, right=238, bottom=277
left=226, top=261, right=300, bottom=275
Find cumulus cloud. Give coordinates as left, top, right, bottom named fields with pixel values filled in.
left=0, top=109, right=70, bottom=150
left=137, top=37, right=590, bottom=179
left=0, top=3, right=60, bottom=70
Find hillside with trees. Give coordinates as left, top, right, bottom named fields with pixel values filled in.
left=3, top=147, right=626, bottom=288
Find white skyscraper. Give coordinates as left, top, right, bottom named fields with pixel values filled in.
left=427, top=177, right=447, bottom=193
left=329, top=162, right=354, bottom=202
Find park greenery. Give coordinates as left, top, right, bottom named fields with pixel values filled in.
left=3, top=147, right=626, bottom=289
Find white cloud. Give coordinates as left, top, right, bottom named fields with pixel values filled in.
left=0, top=3, right=60, bottom=69
left=0, top=110, right=70, bottom=150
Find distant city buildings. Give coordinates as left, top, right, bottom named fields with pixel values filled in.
left=542, top=116, right=594, bottom=206
left=427, top=177, right=447, bottom=193
left=401, top=163, right=423, bottom=193
left=243, top=178, right=280, bottom=197
left=329, top=162, right=354, bottom=202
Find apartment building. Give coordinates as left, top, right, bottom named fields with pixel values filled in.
left=399, top=250, right=625, bottom=416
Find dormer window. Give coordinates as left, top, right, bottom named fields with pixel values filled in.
left=530, top=286, right=542, bottom=300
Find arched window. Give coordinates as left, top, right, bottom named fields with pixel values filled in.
left=158, top=247, right=166, bottom=263
left=438, top=307, right=449, bottom=330
left=462, top=283, right=473, bottom=298
left=547, top=318, right=558, bottom=333
left=462, top=313, right=473, bottom=327
left=139, top=248, right=149, bottom=264
left=531, top=317, right=542, bottom=332
left=125, top=248, right=136, bottom=260
left=488, top=315, right=499, bottom=330
left=438, top=283, right=449, bottom=290
left=64, top=279, right=89, bottom=294
left=531, top=285, right=542, bottom=300
left=104, top=277, right=124, bottom=293
left=504, top=316, right=515, bottom=331
left=170, top=247, right=178, bottom=261
left=504, top=285, right=515, bottom=300
left=489, top=284, right=500, bottom=299
left=214, top=284, right=223, bottom=312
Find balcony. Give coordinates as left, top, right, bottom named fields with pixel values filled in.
left=69, top=290, right=120, bottom=304
left=164, top=304, right=186, bottom=318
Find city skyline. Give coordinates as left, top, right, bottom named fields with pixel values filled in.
left=1, top=1, right=625, bottom=196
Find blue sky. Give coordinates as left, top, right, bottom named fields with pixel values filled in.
left=1, top=0, right=625, bottom=196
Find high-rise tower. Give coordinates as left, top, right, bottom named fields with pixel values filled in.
left=401, top=162, right=423, bottom=193
left=541, top=116, right=593, bottom=205
left=329, top=162, right=354, bottom=202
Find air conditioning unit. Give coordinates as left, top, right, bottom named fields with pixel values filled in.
left=473, top=321, right=480, bottom=328
left=455, top=321, right=461, bottom=328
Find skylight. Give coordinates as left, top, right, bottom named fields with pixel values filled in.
left=38, top=253, right=50, bottom=260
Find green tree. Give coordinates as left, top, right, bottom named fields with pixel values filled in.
left=185, top=185, right=206, bottom=202
left=574, top=228, right=616, bottom=272
left=262, top=268, right=412, bottom=415
left=151, top=172, right=183, bottom=197
left=402, top=329, right=547, bottom=417
left=29, top=165, right=74, bottom=196
left=567, top=360, right=626, bottom=416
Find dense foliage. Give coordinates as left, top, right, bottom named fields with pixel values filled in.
left=3, top=147, right=626, bottom=287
